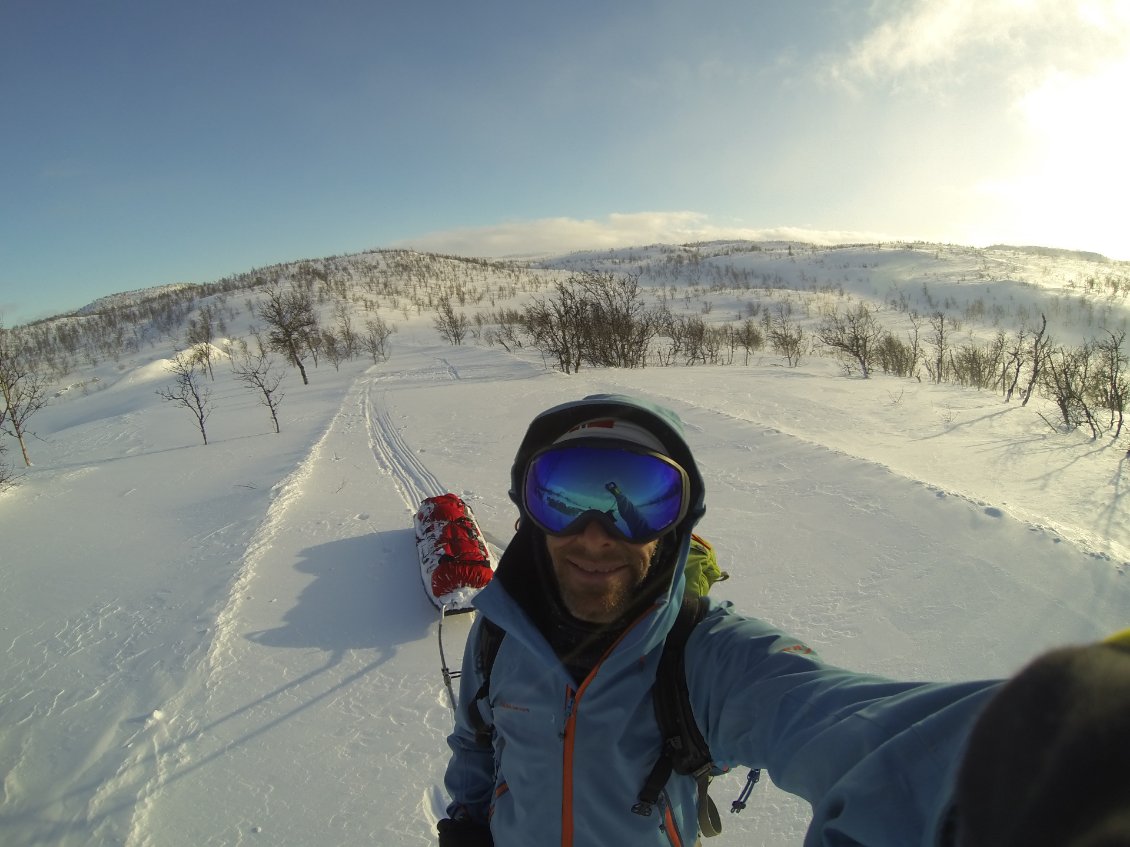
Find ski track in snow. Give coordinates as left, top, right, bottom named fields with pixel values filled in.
left=120, top=358, right=473, bottom=846
left=363, top=381, right=445, bottom=510
left=106, top=379, right=378, bottom=846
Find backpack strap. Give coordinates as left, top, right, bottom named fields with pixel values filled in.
left=465, top=617, right=505, bottom=748
left=633, top=594, right=723, bottom=837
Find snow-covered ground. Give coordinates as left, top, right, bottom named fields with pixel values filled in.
left=3, top=250, right=1130, bottom=846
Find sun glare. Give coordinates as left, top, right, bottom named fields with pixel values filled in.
left=971, top=57, right=1130, bottom=257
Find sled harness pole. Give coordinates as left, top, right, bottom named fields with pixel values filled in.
left=438, top=604, right=461, bottom=714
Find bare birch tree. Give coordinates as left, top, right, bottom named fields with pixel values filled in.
left=255, top=284, right=318, bottom=384
left=157, top=352, right=213, bottom=445
left=767, top=304, right=806, bottom=367
left=1094, top=330, right=1128, bottom=438
left=362, top=316, right=394, bottom=363
left=0, top=439, right=14, bottom=491
left=434, top=295, right=470, bottom=345
left=0, top=325, right=49, bottom=466
left=817, top=303, right=885, bottom=377
left=1021, top=314, right=1053, bottom=407
left=230, top=345, right=285, bottom=434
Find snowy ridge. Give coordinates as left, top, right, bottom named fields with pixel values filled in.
left=202, top=430, right=325, bottom=689
left=99, top=386, right=359, bottom=846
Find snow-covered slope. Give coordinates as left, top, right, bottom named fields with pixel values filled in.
left=2, top=246, right=1129, bottom=846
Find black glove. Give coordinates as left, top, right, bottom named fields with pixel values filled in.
left=953, top=634, right=1130, bottom=847
left=437, top=816, right=493, bottom=847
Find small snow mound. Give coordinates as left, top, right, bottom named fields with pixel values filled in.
left=142, top=709, right=166, bottom=729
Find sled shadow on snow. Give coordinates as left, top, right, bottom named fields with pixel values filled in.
left=245, top=528, right=433, bottom=660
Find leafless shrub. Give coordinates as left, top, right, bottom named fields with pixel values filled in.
left=766, top=304, right=806, bottom=367
left=157, top=352, right=212, bottom=445
left=334, top=302, right=358, bottom=358
left=948, top=333, right=1005, bottom=391
left=523, top=280, right=588, bottom=373
left=578, top=272, right=661, bottom=369
left=0, top=441, right=16, bottom=491
left=817, top=303, right=885, bottom=378
left=1021, top=315, right=1054, bottom=407
left=1040, top=344, right=1098, bottom=437
left=735, top=319, right=765, bottom=365
left=434, top=295, right=470, bottom=345
left=362, top=316, right=394, bottom=363
left=0, top=325, right=49, bottom=466
left=230, top=343, right=285, bottom=434
left=1092, top=330, right=1128, bottom=439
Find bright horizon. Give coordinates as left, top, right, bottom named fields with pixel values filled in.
left=3, top=0, right=1129, bottom=325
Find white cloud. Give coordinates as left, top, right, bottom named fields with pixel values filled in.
left=392, top=213, right=895, bottom=258
left=821, top=0, right=1130, bottom=259
left=829, top=0, right=1130, bottom=90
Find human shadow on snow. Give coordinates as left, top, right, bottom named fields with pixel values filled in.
left=246, top=527, right=433, bottom=660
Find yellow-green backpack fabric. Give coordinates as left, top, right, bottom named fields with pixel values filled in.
left=685, top=533, right=726, bottom=596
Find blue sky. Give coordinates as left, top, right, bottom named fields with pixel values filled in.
left=3, top=0, right=1128, bottom=324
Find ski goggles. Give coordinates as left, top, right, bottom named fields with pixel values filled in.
left=522, top=443, right=690, bottom=543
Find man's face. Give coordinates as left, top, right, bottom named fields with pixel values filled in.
left=544, top=519, right=658, bottom=623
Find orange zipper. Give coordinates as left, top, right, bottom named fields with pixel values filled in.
left=662, top=794, right=684, bottom=847
left=559, top=605, right=659, bottom=847
left=561, top=683, right=579, bottom=847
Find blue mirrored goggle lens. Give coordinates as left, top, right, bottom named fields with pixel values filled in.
left=523, top=445, right=688, bottom=542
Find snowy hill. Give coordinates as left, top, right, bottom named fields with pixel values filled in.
left=2, top=241, right=1129, bottom=846
left=75, top=283, right=203, bottom=317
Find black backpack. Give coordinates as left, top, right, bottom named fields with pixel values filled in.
left=465, top=594, right=758, bottom=838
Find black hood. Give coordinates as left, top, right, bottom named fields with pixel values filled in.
left=495, top=394, right=706, bottom=670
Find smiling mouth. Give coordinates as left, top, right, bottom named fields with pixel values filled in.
left=569, top=559, right=625, bottom=577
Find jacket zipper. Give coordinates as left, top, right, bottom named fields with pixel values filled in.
left=561, top=684, right=579, bottom=847
left=559, top=606, right=659, bottom=847
left=660, top=789, right=685, bottom=847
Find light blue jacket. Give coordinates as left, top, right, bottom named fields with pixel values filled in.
left=445, top=394, right=1001, bottom=845
left=444, top=552, right=1000, bottom=847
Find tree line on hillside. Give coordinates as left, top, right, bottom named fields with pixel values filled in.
left=0, top=279, right=401, bottom=475
left=456, top=271, right=1128, bottom=441
left=0, top=248, right=531, bottom=478
left=156, top=283, right=397, bottom=446
left=3, top=248, right=1127, bottom=487
left=8, top=249, right=542, bottom=382
left=814, top=307, right=1127, bottom=438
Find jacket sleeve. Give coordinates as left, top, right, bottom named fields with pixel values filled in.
left=686, top=604, right=1000, bottom=847
left=443, top=617, right=496, bottom=827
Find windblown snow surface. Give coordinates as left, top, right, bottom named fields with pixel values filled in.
left=3, top=260, right=1130, bottom=846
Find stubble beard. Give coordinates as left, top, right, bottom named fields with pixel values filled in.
left=551, top=547, right=656, bottom=624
